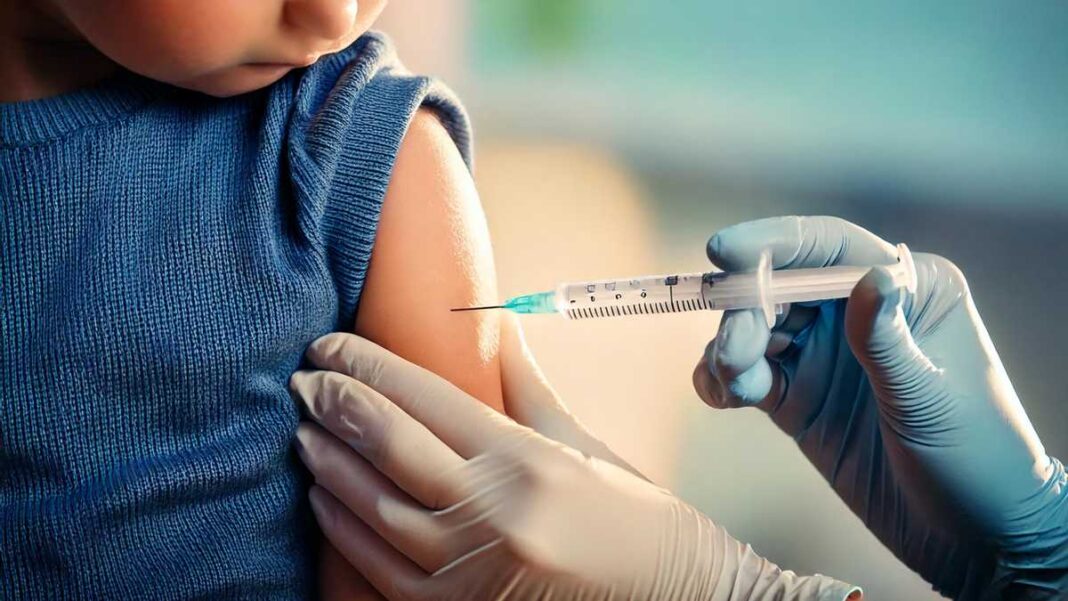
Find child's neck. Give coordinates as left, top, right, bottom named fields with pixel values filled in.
left=0, top=1, right=119, bottom=102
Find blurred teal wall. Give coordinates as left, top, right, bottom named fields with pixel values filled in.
left=472, top=0, right=1068, bottom=207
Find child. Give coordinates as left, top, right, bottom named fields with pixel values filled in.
left=0, top=1, right=502, bottom=599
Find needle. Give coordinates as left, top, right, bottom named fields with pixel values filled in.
left=450, top=305, right=505, bottom=312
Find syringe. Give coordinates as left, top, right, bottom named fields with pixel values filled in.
left=453, top=244, right=917, bottom=327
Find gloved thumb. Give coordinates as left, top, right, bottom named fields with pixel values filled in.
left=845, top=265, right=940, bottom=416
left=499, top=313, right=647, bottom=478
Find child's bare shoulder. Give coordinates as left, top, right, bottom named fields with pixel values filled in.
left=357, top=107, right=502, bottom=407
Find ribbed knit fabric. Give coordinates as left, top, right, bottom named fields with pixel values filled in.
left=0, top=32, right=471, bottom=600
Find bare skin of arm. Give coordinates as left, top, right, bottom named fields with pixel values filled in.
left=319, top=109, right=504, bottom=599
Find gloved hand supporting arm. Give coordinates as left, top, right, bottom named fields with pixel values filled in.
left=290, top=317, right=861, bottom=601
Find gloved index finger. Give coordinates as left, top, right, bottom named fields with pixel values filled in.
left=305, top=332, right=522, bottom=459
left=293, top=374, right=469, bottom=510
left=707, top=215, right=899, bottom=272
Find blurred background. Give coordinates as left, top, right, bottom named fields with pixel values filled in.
left=379, top=2, right=1068, bottom=598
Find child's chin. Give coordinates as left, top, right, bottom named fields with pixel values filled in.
left=176, top=64, right=297, bottom=98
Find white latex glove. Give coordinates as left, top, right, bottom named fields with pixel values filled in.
left=289, top=315, right=861, bottom=601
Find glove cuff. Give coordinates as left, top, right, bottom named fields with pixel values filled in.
left=675, top=503, right=861, bottom=601
left=984, top=456, right=1068, bottom=599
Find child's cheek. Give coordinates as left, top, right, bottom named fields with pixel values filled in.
left=60, top=0, right=264, bottom=82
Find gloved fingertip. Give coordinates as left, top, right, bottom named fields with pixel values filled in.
left=706, top=233, right=724, bottom=262
left=305, top=332, right=366, bottom=368
left=695, top=342, right=773, bottom=409
left=305, top=333, right=333, bottom=356
left=706, top=223, right=751, bottom=268
left=290, top=371, right=336, bottom=422
left=727, top=359, right=774, bottom=406
left=288, top=369, right=313, bottom=394
left=845, top=265, right=922, bottom=374
left=707, top=216, right=804, bottom=270
left=857, top=265, right=904, bottom=317
left=707, top=226, right=761, bottom=270
left=294, top=423, right=317, bottom=458
left=308, top=485, right=335, bottom=526
left=701, top=337, right=717, bottom=366
left=712, top=309, right=770, bottom=378
left=692, top=355, right=726, bottom=409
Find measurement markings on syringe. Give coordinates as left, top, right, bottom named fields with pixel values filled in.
left=568, top=302, right=696, bottom=319
left=455, top=244, right=913, bottom=321
left=565, top=274, right=711, bottom=319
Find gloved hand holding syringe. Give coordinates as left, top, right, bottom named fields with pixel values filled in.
left=454, top=242, right=917, bottom=327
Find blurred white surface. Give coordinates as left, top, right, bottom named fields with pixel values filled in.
left=376, top=1, right=469, bottom=85
left=476, top=141, right=700, bottom=485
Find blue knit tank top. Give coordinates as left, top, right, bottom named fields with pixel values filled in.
left=0, top=33, right=471, bottom=599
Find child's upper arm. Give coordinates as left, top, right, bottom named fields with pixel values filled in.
left=318, top=109, right=503, bottom=601
left=353, top=109, right=503, bottom=412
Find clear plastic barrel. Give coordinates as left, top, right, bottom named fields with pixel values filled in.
left=556, top=271, right=764, bottom=319
left=555, top=243, right=916, bottom=325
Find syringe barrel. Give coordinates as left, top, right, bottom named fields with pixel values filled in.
left=553, top=243, right=915, bottom=321
left=555, top=271, right=763, bottom=319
